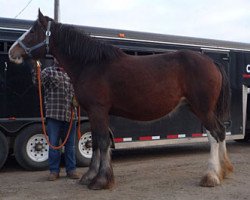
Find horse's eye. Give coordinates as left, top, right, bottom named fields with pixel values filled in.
left=30, top=29, right=35, bottom=34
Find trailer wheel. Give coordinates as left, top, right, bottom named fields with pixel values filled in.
left=0, top=131, right=8, bottom=169
left=14, top=124, right=49, bottom=171
left=76, top=122, right=92, bottom=167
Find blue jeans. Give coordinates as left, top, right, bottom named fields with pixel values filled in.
left=46, top=118, right=76, bottom=174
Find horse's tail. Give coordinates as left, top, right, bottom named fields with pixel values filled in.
left=215, top=62, right=231, bottom=122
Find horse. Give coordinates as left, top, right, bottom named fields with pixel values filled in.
left=9, top=10, right=233, bottom=190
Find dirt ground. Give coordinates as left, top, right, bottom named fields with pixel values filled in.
left=0, top=141, right=250, bottom=200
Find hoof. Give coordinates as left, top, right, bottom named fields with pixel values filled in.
left=79, top=175, right=92, bottom=185
left=88, top=177, right=115, bottom=190
left=200, top=172, right=221, bottom=187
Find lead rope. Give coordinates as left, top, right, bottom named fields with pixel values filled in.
left=36, top=61, right=75, bottom=150
left=77, top=106, right=82, bottom=140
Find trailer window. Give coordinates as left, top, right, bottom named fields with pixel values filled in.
left=7, top=42, right=13, bottom=52
left=137, top=52, right=153, bottom=55
left=124, top=50, right=136, bottom=55
left=0, top=42, right=5, bottom=53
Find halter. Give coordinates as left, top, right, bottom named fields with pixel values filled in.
left=18, top=21, right=52, bottom=57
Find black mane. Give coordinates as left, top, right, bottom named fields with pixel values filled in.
left=53, top=23, right=123, bottom=65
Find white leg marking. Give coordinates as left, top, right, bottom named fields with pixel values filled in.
left=219, top=140, right=226, bottom=160
left=207, top=132, right=220, bottom=175
left=200, top=131, right=221, bottom=187
left=219, top=140, right=233, bottom=177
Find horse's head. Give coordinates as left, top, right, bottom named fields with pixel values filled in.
left=9, top=9, right=53, bottom=64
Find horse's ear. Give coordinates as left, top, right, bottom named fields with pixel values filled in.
left=38, top=9, right=44, bottom=20
left=38, top=9, right=47, bottom=27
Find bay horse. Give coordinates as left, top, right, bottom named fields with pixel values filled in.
left=9, top=10, right=233, bottom=190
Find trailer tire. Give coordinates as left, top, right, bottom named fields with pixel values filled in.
left=0, top=131, right=8, bottom=169
left=14, top=124, right=49, bottom=171
left=76, top=122, right=92, bottom=167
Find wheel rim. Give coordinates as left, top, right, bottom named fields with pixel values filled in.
left=78, top=132, right=92, bottom=159
left=26, top=134, right=49, bottom=162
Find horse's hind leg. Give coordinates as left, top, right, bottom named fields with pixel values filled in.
left=200, top=117, right=233, bottom=187
left=200, top=131, right=222, bottom=187
left=218, top=137, right=233, bottom=179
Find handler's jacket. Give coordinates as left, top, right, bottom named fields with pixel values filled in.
left=32, top=65, right=76, bottom=122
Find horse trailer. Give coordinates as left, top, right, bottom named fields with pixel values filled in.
left=0, top=17, right=250, bottom=170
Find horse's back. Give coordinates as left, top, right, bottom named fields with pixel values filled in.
left=75, top=49, right=222, bottom=122
left=174, top=50, right=222, bottom=95
left=106, top=50, right=222, bottom=120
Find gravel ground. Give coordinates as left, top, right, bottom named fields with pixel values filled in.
left=0, top=141, right=250, bottom=200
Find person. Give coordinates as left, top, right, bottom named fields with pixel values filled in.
left=31, top=59, right=79, bottom=181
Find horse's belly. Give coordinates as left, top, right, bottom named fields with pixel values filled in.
left=111, top=98, right=184, bottom=121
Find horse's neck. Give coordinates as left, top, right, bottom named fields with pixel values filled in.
left=50, top=23, right=123, bottom=82
left=52, top=52, right=78, bottom=81
left=49, top=32, right=77, bottom=80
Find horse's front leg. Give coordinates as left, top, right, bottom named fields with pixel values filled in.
left=87, top=110, right=114, bottom=190
left=79, top=133, right=100, bottom=185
